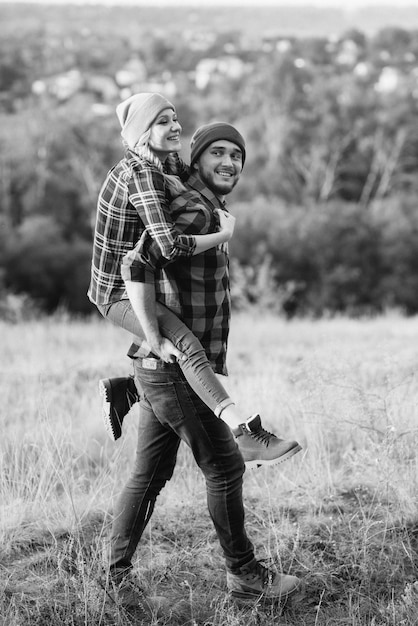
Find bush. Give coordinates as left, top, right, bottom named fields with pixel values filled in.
left=231, top=195, right=418, bottom=316
left=3, top=193, right=418, bottom=317
left=2, top=216, right=94, bottom=314
left=373, top=195, right=418, bottom=314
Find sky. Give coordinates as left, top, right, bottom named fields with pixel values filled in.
left=1, top=0, right=418, bottom=6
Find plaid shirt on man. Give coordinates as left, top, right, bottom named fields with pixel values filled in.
left=124, top=172, right=231, bottom=375
left=87, top=150, right=195, bottom=306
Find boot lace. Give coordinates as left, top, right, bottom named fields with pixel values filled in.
left=247, top=426, right=277, bottom=447
left=255, top=561, right=275, bottom=586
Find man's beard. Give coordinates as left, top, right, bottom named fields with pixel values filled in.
left=198, top=167, right=239, bottom=196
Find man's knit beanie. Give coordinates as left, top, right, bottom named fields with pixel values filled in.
left=116, top=92, right=175, bottom=150
left=190, top=122, right=246, bottom=167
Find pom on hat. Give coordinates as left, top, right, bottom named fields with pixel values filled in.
left=190, top=122, right=246, bottom=167
left=116, top=92, right=175, bottom=150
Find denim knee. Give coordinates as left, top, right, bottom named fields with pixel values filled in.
left=202, top=445, right=245, bottom=486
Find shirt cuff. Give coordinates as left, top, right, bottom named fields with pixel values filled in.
left=121, top=262, right=155, bottom=284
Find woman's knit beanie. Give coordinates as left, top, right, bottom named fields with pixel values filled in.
left=116, top=92, right=175, bottom=149
left=190, top=122, right=246, bottom=167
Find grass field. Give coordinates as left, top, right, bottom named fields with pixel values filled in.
left=1, top=311, right=418, bottom=625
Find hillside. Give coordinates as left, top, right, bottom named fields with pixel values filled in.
left=2, top=312, right=418, bottom=625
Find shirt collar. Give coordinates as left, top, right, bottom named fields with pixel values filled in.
left=187, top=172, right=227, bottom=210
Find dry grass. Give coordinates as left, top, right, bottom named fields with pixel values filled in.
left=1, top=311, right=418, bottom=625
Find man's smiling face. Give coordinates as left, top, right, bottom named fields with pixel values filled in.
left=194, top=140, right=243, bottom=197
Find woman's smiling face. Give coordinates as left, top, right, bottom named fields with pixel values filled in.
left=148, top=108, right=182, bottom=160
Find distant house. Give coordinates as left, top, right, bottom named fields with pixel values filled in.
left=183, top=30, right=216, bottom=52
left=118, top=78, right=178, bottom=103
left=32, top=70, right=119, bottom=103
left=86, top=74, right=119, bottom=101
left=261, top=34, right=292, bottom=54
left=375, top=66, right=400, bottom=93
left=115, top=58, right=147, bottom=89
left=276, top=39, right=293, bottom=54
left=90, top=103, right=113, bottom=117
left=336, top=39, right=360, bottom=66
left=31, top=69, right=83, bottom=102
left=353, top=62, right=371, bottom=79
left=195, top=56, right=248, bottom=90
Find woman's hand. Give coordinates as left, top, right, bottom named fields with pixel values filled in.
left=216, top=209, right=236, bottom=240
left=149, top=337, right=186, bottom=363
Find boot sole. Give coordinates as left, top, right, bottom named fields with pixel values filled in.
left=99, top=379, right=120, bottom=442
left=229, top=582, right=301, bottom=605
left=245, top=443, right=302, bottom=470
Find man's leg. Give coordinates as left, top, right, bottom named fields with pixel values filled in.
left=109, top=398, right=180, bottom=574
left=106, top=391, right=180, bottom=614
left=133, top=356, right=254, bottom=570
left=133, top=357, right=301, bottom=603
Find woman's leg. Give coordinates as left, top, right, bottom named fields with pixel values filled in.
left=99, top=299, right=234, bottom=417
left=99, top=300, right=302, bottom=467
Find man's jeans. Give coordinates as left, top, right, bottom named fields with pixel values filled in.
left=110, top=358, right=256, bottom=575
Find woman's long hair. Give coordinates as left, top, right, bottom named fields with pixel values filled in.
left=131, top=130, right=186, bottom=198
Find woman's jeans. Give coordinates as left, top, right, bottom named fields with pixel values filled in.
left=109, top=358, right=256, bottom=575
left=98, top=299, right=233, bottom=417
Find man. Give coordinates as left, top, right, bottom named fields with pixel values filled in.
left=106, top=123, right=301, bottom=615
left=99, top=122, right=301, bottom=468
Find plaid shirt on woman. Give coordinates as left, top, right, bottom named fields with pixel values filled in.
left=123, top=172, right=231, bottom=375
left=87, top=150, right=196, bottom=306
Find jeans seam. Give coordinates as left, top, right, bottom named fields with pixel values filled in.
left=120, top=431, right=177, bottom=564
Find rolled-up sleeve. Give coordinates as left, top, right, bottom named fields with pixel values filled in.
left=129, top=165, right=196, bottom=260
left=121, top=255, right=154, bottom=286
left=121, top=234, right=157, bottom=284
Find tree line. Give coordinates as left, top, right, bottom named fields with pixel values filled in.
left=1, top=6, right=418, bottom=318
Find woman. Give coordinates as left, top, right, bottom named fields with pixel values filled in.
left=88, top=93, right=299, bottom=465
